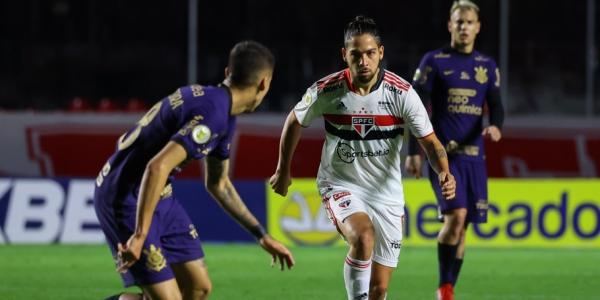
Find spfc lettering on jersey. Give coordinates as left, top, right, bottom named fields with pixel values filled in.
left=352, top=117, right=374, bottom=138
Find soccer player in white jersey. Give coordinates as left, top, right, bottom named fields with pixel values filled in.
left=270, top=16, right=456, bottom=300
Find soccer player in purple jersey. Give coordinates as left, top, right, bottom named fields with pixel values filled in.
left=94, top=41, right=294, bottom=300
left=405, top=1, right=504, bottom=299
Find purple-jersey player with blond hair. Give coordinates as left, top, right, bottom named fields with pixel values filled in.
left=94, top=41, right=294, bottom=300
left=406, top=1, right=505, bottom=299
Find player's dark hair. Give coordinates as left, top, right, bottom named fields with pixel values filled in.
left=228, top=40, right=275, bottom=88
left=343, top=15, right=382, bottom=46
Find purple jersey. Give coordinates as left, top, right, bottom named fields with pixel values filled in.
left=412, top=47, right=500, bottom=161
left=93, top=84, right=233, bottom=287
left=95, top=84, right=236, bottom=204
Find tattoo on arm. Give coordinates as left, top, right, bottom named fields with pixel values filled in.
left=205, top=157, right=259, bottom=230
left=424, top=144, right=448, bottom=174
left=434, top=148, right=447, bottom=160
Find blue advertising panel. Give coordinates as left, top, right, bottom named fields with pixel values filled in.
left=0, top=178, right=265, bottom=244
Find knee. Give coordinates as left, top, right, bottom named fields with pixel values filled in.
left=185, top=283, right=212, bottom=300
left=447, top=223, right=464, bottom=240
left=369, top=283, right=388, bottom=299
left=350, top=227, right=375, bottom=250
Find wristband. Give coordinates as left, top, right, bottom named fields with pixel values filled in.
left=249, top=224, right=267, bottom=240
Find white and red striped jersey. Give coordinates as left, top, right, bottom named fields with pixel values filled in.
left=294, top=68, right=433, bottom=207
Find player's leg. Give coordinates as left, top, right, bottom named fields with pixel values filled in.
left=94, top=190, right=181, bottom=300
left=368, top=205, right=403, bottom=300
left=171, top=259, right=212, bottom=300
left=339, top=212, right=375, bottom=300
left=160, top=197, right=210, bottom=299
left=429, top=163, right=466, bottom=300
left=369, top=263, right=394, bottom=300
left=323, top=190, right=373, bottom=300
left=140, top=279, right=183, bottom=300
left=452, top=161, right=488, bottom=287
left=451, top=223, right=468, bottom=286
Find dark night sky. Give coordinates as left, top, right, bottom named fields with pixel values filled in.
left=0, top=0, right=595, bottom=113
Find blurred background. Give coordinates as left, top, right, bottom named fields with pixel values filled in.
left=0, top=1, right=599, bottom=298
left=1, top=0, right=598, bottom=115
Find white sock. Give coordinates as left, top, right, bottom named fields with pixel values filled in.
left=343, top=256, right=372, bottom=300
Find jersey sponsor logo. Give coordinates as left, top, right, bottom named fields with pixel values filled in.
left=460, top=71, right=470, bottom=80
left=336, top=142, right=390, bottom=163
left=352, top=117, right=374, bottom=138
left=378, top=101, right=393, bottom=109
left=322, top=82, right=344, bottom=94
left=178, top=115, right=205, bottom=136
left=336, top=101, right=348, bottom=111
left=143, top=244, right=167, bottom=272
left=443, top=70, right=455, bottom=76
left=447, top=88, right=482, bottom=116
left=191, top=125, right=211, bottom=144
left=474, top=66, right=488, bottom=84
left=189, top=224, right=199, bottom=239
left=332, top=191, right=351, bottom=201
left=383, top=82, right=403, bottom=95
left=389, top=240, right=402, bottom=249
left=474, top=55, right=489, bottom=62
left=200, top=147, right=212, bottom=155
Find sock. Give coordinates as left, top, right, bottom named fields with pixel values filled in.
left=451, top=258, right=464, bottom=286
left=343, top=256, right=372, bottom=300
left=438, top=242, right=458, bottom=286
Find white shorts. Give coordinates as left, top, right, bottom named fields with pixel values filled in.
left=321, top=187, right=404, bottom=268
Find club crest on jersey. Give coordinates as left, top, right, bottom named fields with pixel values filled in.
left=352, top=117, right=374, bottom=138
left=339, top=199, right=351, bottom=208
left=143, top=244, right=167, bottom=272
left=474, top=66, right=488, bottom=84
left=191, top=125, right=211, bottom=144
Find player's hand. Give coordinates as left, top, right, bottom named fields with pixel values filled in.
left=269, top=169, right=292, bottom=196
left=116, top=233, right=146, bottom=273
left=259, top=235, right=295, bottom=271
left=438, top=171, right=456, bottom=200
left=482, top=125, right=502, bottom=142
left=404, top=155, right=423, bottom=178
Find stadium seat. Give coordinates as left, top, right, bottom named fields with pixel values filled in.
left=125, top=97, right=148, bottom=112
left=68, top=97, right=92, bottom=112
left=97, top=97, right=120, bottom=112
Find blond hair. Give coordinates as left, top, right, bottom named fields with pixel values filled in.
left=450, top=0, right=480, bottom=16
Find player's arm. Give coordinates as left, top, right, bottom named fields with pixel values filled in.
left=117, top=141, right=187, bottom=272
left=406, top=56, right=435, bottom=178
left=482, top=84, right=504, bottom=142
left=417, top=133, right=456, bottom=200
left=405, top=86, right=431, bottom=178
left=269, top=111, right=303, bottom=196
left=482, top=63, right=504, bottom=141
left=205, top=156, right=295, bottom=270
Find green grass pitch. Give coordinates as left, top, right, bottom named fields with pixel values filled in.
left=0, top=244, right=597, bottom=299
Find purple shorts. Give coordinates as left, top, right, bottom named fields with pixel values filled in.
left=428, top=159, right=488, bottom=223
left=94, top=186, right=204, bottom=287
